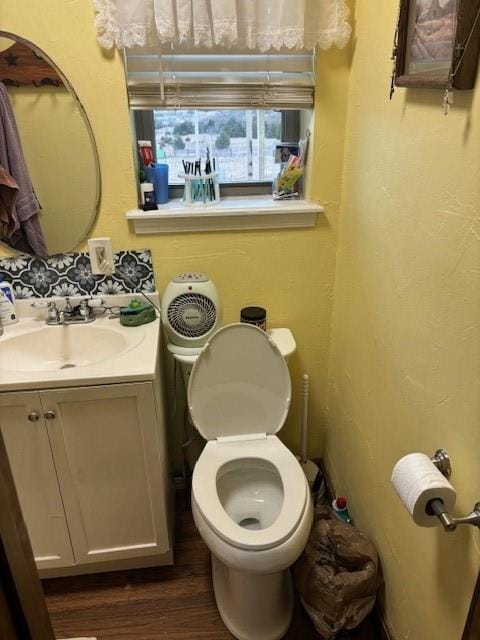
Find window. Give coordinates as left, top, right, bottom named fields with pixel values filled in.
left=156, top=108, right=282, bottom=185
left=126, top=47, right=313, bottom=193
left=134, top=108, right=304, bottom=188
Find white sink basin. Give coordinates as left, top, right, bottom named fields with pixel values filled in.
left=0, top=294, right=161, bottom=392
left=0, top=324, right=143, bottom=372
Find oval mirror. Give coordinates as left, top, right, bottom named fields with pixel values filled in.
left=0, top=32, right=100, bottom=257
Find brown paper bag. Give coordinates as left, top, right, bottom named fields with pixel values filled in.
left=295, top=507, right=379, bottom=639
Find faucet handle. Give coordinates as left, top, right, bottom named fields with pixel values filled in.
left=47, top=301, right=59, bottom=321
left=79, top=299, right=91, bottom=319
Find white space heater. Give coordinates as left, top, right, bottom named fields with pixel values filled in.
left=161, top=273, right=221, bottom=355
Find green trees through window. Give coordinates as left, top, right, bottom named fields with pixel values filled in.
left=153, top=109, right=285, bottom=183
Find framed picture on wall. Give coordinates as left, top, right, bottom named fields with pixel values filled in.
left=394, top=0, right=480, bottom=89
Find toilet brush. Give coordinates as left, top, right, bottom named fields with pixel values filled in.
left=297, top=374, right=322, bottom=491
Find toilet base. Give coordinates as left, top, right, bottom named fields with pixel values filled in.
left=211, top=554, right=293, bottom=640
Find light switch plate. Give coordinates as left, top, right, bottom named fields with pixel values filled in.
left=87, top=238, right=114, bottom=275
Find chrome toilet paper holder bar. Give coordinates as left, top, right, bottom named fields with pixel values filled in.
left=429, top=449, right=480, bottom=533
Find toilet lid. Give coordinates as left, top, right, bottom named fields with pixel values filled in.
left=188, top=323, right=291, bottom=441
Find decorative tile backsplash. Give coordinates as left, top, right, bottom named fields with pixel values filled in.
left=0, top=250, right=155, bottom=298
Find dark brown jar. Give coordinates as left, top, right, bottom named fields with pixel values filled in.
left=240, top=306, right=267, bottom=331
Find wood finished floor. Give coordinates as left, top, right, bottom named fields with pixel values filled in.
left=43, top=499, right=383, bottom=640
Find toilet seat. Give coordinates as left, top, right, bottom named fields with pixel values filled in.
left=189, top=323, right=306, bottom=551
left=192, top=436, right=308, bottom=551
left=188, top=323, right=291, bottom=441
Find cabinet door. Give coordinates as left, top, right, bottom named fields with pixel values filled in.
left=0, top=393, right=74, bottom=570
left=42, top=383, right=169, bottom=565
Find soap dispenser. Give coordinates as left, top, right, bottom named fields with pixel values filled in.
left=0, top=281, right=18, bottom=326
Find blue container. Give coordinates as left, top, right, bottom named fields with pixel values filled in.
left=146, top=164, right=169, bottom=204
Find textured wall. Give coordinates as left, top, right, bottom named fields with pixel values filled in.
left=325, top=2, right=480, bottom=638
left=0, top=0, right=350, bottom=466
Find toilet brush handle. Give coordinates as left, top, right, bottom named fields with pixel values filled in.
left=300, top=374, right=309, bottom=464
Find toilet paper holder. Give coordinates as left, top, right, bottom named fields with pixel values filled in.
left=429, top=449, right=480, bottom=533
left=431, top=449, right=451, bottom=479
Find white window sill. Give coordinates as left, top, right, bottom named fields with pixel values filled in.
left=126, top=195, right=323, bottom=234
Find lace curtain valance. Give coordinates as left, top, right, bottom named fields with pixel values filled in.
left=93, top=0, right=351, bottom=51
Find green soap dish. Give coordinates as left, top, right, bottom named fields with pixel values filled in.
left=120, top=299, right=156, bottom=326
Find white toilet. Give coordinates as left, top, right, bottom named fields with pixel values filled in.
left=188, top=323, right=313, bottom=640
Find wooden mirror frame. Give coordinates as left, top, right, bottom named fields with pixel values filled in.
left=395, top=0, right=480, bottom=90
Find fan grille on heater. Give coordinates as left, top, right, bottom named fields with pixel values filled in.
left=167, top=293, right=216, bottom=338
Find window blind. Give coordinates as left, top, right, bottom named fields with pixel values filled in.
left=125, top=47, right=315, bottom=110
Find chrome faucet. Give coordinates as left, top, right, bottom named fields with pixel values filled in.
left=42, top=297, right=97, bottom=325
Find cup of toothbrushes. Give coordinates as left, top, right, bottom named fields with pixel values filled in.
left=180, top=172, right=220, bottom=206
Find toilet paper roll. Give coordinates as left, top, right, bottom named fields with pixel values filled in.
left=391, top=453, right=456, bottom=527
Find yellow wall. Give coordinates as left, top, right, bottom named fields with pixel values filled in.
left=0, top=1, right=350, bottom=466
left=325, top=2, right=480, bottom=638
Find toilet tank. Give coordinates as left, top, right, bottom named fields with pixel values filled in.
left=173, top=328, right=296, bottom=389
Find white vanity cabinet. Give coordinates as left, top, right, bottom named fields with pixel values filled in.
left=0, top=392, right=75, bottom=570
left=0, top=381, right=172, bottom=577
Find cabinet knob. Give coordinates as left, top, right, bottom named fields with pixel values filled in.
left=44, top=410, right=56, bottom=420
left=27, top=411, right=40, bottom=422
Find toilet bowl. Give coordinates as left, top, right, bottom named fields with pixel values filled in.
left=188, top=323, right=313, bottom=640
